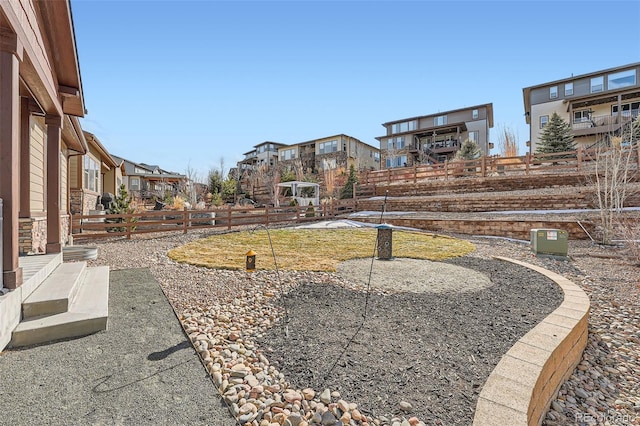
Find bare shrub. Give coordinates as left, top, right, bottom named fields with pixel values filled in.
left=615, top=213, right=640, bottom=266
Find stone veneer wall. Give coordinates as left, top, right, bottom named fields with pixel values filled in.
left=18, top=215, right=71, bottom=254
left=70, top=189, right=100, bottom=215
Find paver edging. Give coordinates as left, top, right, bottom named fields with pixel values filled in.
left=472, top=256, right=590, bottom=426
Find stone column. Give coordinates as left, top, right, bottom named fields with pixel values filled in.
left=45, top=114, right=63, bottom=254
left=0, top=29, right=23, bottom=288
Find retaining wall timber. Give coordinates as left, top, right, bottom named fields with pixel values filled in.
left=353, top=217, right=596, bottom=240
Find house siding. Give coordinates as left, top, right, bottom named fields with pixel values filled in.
left=69, top=155, right=79, bottom=188
left=29, top=117, right=45, bottom=213
left=60, top=146, right=68, bottom=214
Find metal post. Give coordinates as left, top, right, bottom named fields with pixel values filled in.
left=376, top=224, right=393, bottom=260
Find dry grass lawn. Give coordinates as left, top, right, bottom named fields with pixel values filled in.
left=168, top=228, right=475, bottom=271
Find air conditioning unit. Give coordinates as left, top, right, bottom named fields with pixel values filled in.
left=530, top=228, right=568, bottom=257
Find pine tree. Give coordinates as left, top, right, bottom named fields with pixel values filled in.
left=339, top=164, right=359, bottom=199
left=455, top=138, right=481, bottom=160
left=537, top=112, right=576, bottom=154
left=108, top=184, right=137, bottom=232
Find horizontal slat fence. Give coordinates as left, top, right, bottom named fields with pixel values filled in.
left=357, top=146, right=640, bottom=187
left=71, top=200, right=360, bottom=241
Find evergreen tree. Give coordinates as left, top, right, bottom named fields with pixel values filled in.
left=536, top=112, right=576, bottom=154
left=455, top=138, right=481, bottom=160
left=108, top=184, right=137, bottom=232
left=339, top=164, right=359, bottom=199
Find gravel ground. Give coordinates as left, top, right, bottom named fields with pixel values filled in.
left=86, top=224, right=640, bottom=425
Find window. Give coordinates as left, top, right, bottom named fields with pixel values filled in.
left=565, top=82, right=573, bottom=96
left=391, top=120, right=416, bottom=134
left=574, top=110, right=591, bottom=123
left=550, top=86, right=558, bottom=99
left=374, top=152, right=380, bottom=162
left=613, top=102, right=640, bottom=117
left=590, top=76, right=604, bottom=93
left=130, top=177, right=140, bottom=191
left=134, top=167, right=147, bottom=174
left=319, top=140, right=338, bottom=154
left=607, top=69, right=636, bottom=90
left=387, top=137, right=405, bottom=150
left=280, top=148, right=295, bottom=161
left=472, top=109, right=478, bottom=119
left=434, top=115, right=447, bottom=126
left=468, top=131, right=479, bottom=142
left=84, top=156, right=100, bottom=192
left=386, top=156, right=407, bottom=168
left=540, top=115, right=549, bottom=129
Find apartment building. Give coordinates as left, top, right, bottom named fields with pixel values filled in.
left=523, top=63, right=640, bottom=152
left=277, top=134, right=379, bottom=175
left=237, top=141, right=287, bottom=174
left=376, top=104, right=493, bottom=168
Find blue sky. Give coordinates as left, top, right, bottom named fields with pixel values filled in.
left=72, top=0, right=640, bottom=181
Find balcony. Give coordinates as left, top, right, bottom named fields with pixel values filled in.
left=572, top=114, right=636, bottom=137
left=425, top=140, right=460, bottom=154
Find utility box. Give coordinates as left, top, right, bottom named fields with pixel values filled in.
left=530, top=228, right=568, bottom=257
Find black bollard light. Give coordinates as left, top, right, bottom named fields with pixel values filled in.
left=246, top=249, right=256, bottom=272
left=376, top=223, right=394, bottom=260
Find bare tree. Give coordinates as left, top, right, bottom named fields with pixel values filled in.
left=292, top=158, right=304, bottom=181
left=496, top=125, right=519, bottom=157
left=255, top=163, right=281, bottom=206
left=593, top=129, right=638, bottom=245
left=182, top=161, right=203, bottom=206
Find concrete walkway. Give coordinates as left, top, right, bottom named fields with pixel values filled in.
left=0, top=268, right=237, bottom=426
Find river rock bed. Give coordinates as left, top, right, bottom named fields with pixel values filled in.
left=87, top=227, right=640, bottom=425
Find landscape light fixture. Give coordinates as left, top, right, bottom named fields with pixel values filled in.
left=246, top=249, right=256, bottom=272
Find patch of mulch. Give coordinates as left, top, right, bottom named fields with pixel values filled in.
left=256, top=256, right=565, bottom=424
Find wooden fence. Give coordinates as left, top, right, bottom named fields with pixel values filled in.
left=71, top=198, right=359, bottom=241
left=357, top=146, right=640, bottom=187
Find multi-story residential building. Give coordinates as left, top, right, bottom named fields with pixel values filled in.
left=523, top=62, right=640, bottom=152
left=111, top=155, right=187, bottom=201
left=277, top=134, right=379, bottom=175
left=237, top=141, right=287, bottom=174
left=376, top=104, right=494, bottom=168
left=69, top=131, right=122, bottom=216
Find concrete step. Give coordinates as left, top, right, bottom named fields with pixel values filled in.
left=21, top=262, right=87, bottom=320
left=10, top=266, right=110, bottom=348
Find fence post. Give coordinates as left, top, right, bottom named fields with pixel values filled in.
left=444, top=160, right=449, bottom=180
left=183, top=207, right=188, bottom=234
left=126, top=213, right=132, bottom=239
left=637, top=141, right=640, bottom=168
left=577, top=146, right=582, bottom=172
left=414, top=164, right=418, bottom=184
left=481, top=156, right=486, bottom=177
left=265, top=206, right=269, bottom=226
left=387, top=169, right=391, bottom=184
left=227, top=205, right=232, bottom=230
left=525, top=153, right=530, bottom=175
